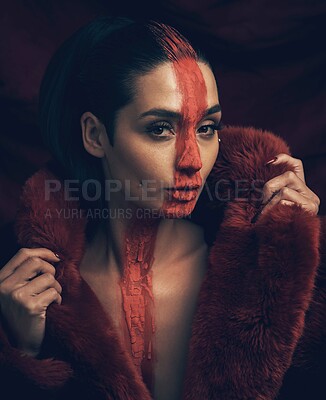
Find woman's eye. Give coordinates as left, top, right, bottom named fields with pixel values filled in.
left=197, top=123, right=223, bottom=137
left=146, top=123, right=174, bottom=138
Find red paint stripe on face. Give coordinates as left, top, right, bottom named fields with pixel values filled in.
left=174, top=57, right=207, bottom=176
left=148, top=23, right=208, bottom=218
left=162, top=57, right=208, bottom=218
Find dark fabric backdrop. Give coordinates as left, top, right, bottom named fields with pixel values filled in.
left=0, top=0, right=325, bottom=231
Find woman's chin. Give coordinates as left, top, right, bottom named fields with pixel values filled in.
left=160, top=200, right=197, bottom=219
left=124, top=197, right=198, bottom=220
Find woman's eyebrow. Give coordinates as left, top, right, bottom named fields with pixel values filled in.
left=202, top=104, right=221, bottom=117
left=137, top=104, right=221, bottom=120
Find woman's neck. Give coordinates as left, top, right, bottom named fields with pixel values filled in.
left=81, top=204, right=185, bottom=278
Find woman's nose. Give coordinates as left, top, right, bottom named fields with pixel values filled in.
left=175, top=137, right=202, bottom=174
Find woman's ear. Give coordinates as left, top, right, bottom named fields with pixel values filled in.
left=80, top=112, right=108, bottom=158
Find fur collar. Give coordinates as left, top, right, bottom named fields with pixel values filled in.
left=13, top=126, right=322, bottom=399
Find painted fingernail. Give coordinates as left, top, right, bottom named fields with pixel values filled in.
left=53, top=252, right=61, bottom=261
left=265, top=156, right=278, bottom=165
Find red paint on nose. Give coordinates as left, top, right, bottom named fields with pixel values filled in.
left=176, top=135, right=203, bottom=172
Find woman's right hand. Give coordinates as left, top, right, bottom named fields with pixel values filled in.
left=0, top=248, right=62, bottom=357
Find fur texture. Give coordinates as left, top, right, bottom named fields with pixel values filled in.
left=0, top=126, right=324, bottom=399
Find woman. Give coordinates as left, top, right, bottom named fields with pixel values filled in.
left=0, top=16, right=324, bottom=400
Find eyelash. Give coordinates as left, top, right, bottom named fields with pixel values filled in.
left=146, top=121, right=224, bottom=139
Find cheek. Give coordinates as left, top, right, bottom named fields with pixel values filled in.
left=107, top=141, right=173, bottom=183
left=199, top=141, right=219, bottom=178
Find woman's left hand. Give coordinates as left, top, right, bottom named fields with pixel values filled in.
left=260, top=154, right=320, bottom=216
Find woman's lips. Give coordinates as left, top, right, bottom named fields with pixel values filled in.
left=165, top=188, right=200, bottom=202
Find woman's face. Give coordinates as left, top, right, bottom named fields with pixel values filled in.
left=99, top=60, right=221, bottom=217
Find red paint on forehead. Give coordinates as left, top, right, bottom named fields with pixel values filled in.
left=148, top=22, right=197, bottom=61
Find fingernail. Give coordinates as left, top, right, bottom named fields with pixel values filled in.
left=53, top=252, right=61, bottom=261
left=265, top=156, right=278, bottom=165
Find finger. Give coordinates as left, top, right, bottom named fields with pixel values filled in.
left=0, top=258, right=57, bottom=294
left=266, top=153, right=305, bottom=183
left=0, top=248, right=60, bottom=283
left=12, top=287, right=62, bottom=317
left=36, top=287, right=62, bottom=308
left=280, top=200, right=296, bottom=207
left=261, top=170, right=318, bottom=205
left=23, top=273, right=62, bottom=296
left=261, top=187, right=319, bottom=215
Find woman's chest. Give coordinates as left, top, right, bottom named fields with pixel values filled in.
left=82, top=250, right=208, bottom=400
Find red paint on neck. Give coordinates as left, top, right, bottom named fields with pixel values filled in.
left=118, top=216, right=159, bottom=394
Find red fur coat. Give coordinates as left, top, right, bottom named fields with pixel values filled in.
left=0, top=127, right=325, bottom=399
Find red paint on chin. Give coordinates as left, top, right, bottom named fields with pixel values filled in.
left=165, top=188, right=200, bottom=202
